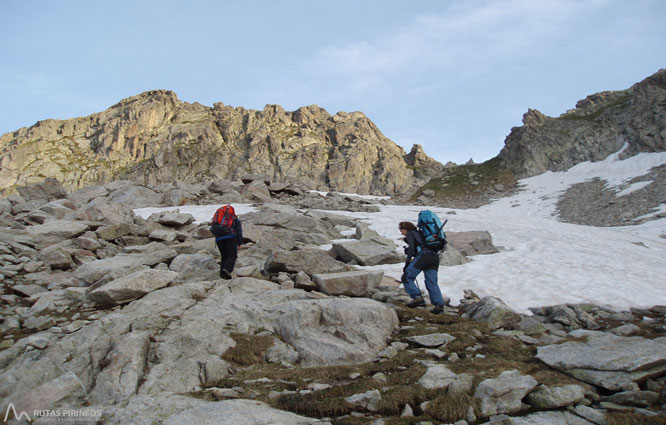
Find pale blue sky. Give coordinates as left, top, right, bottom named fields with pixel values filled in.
left=1, top=0, right=665, bottom=164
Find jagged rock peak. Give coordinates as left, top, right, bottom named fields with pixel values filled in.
left=498, top=69, right=666, bottom=177
left=521, top=108, right=547, bottom=126
left=111, top=89, right=181, bottom=107
left=405, top=144, right=429, bottom=165
left=0, top=92, right=445, bottom=196
left=405, top=144, right=446, bottom=179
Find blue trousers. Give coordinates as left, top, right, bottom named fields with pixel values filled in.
left=402, top=252, right=444, bottom=306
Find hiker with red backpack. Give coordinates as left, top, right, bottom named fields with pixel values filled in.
left=210, top=205, right=243, bottom=279
left=399, top=210, right=448, bottom=314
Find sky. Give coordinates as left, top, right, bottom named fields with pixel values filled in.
left=1, top=0, right=665, bottom=165
left=135, top=148, right=666, bottom=314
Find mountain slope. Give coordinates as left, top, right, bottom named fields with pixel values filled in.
left=0, top=90, right=443, bottom=196
left=411, top=69, right=666, bottom=210
left=497, top=69, right=666, bottom=177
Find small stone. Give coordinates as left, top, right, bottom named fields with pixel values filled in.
left=424, top=348, right=447, bottom=359
left=23, top=315, right=57, bottom=331
left=372, top=373, right=388, bottom=383
left=400, top=404, right=414, bottom=417
left=610, top=323, right=640, bottom=336
left=25, top=335, right=51, bottom=349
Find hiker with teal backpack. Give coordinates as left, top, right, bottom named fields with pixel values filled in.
left=210, top=205, right=243, bottom=279
left=399, top=210, right=448, bottom=314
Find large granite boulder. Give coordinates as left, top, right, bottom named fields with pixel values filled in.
left=74, top=248, right=178, bottom=285
left=24, top=220, right=89, bottom=248
left=525, top=384, right=587, bottom=409
left=446, top=231, right=499, bottom=256
left=107, top=185, right=164, bottom=208
left=65, top=198, right=135, bottom=224
left=463, top=296, right=521, bottom=330
left=332, top=240, right=401, bottom=266
left=474, top=370, right=538, bottom=417
left=264, top=249, right=352, bottom=276
left=243, top=207, right=341, bottom=240
left=273, top=297, right=399, bottom=367
left=16, top=178, right=68, bottom=203
left=536, top=329, right=666, bottom=391
left=104, top=395, right=327, bottom=425
left=87, top=269, right=179, bottom=306
left=312, top=270, right=384, bottom=297
left=147, top=210, right=195, bottom=227
left=241, top=180, right=272, bottom=203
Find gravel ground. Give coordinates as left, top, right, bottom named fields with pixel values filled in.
left=556, top=164, right=666, bottom=226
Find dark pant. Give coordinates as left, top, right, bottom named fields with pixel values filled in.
left=216, top=237, right=238, bottom=274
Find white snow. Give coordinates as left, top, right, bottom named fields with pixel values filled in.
left=134, top=204, right=257, bottom=222
left=617, top=181, right=652, bottom=197
left=134, top=150, right=666, bottom=314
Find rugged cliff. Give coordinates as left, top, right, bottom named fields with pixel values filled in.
left=0, top=91, right=443, bottom=196
left=498, top=69, right=666, bottom=177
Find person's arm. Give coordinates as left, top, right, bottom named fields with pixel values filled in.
left=406, top=231, right=417, bottom=259
left=235, top=218, right=243, bottom=245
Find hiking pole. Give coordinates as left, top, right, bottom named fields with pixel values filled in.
left=414, top=276, right=423, bottom=297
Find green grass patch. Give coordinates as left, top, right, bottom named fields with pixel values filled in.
left=607, top=412, right=666, bottom=425
left=410, top=157, right=517, bottom=206
left=425, top=392, right=479, bottom=423
left=377, top=385, right=432, bottom=415
left=558, top=93, right=632, bottom=122
left=222, top=333, right=277, bottom=366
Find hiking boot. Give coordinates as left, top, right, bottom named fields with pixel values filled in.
left=406, top=296, right=426, bottom=308
left=220, top=269, right=232, bottom=280
left=430, top=305, right=444, bottom=315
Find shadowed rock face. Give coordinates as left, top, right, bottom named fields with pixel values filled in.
left=498, top=69, right=666, bottom=178
left=0, top=91, right=443, bottom=196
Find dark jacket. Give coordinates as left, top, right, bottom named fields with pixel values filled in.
left=215, top=217, right=243, bottom=245
left=404, top=229, right=439, bottom=271
left=404, top=230, right=424, bottom=261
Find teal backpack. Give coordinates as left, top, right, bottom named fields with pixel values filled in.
left=417, top=210, right=447, bottom=252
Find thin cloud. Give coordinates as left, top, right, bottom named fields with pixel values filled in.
left=307, top=0, right=610, bottom=96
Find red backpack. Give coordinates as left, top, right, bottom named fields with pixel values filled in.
left=210, top=205, right=236, bottom=237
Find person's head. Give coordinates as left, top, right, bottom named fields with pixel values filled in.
left=398, top=221, right=416, bottom=235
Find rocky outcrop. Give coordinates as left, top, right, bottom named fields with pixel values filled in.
left=447, top=231, right=499, bottom=256
left=498, top=69, right=666, bottom=177
left=0, top=91, right=444, bottom=196
left=474, top=370, right=539, bottom=417
left=536, top=329, right=666, bottom=391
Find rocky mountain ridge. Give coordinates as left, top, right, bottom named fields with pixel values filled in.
left=498, top=69, right=666, bottom=178
left=0, top=91, right=444, bottom=197
left=411, top=69, right=666, bottom=215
